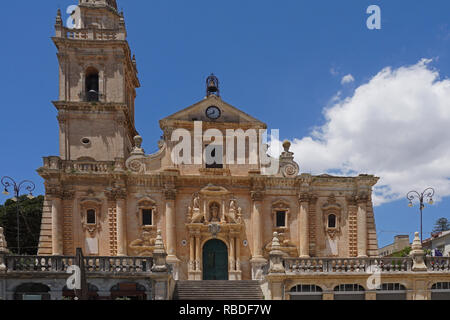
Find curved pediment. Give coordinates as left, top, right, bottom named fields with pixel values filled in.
left=199, top=184, right=230, bottom=196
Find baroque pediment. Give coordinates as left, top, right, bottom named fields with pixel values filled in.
left=159, top=95, right=266, bottom=129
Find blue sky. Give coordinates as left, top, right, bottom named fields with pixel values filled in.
left=0, top=0, right=449, bottom=247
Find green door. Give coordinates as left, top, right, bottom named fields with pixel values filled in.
left=203, top=239, right=228, bottom=280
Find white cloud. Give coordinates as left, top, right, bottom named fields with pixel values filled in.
left=282, top=59, right=450, bottom=206
left=341, top=74, right=355, bottom=84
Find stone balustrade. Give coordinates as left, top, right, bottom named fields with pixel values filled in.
left=42, top=157, right=116, bottom=173
left=425, top=257, right=450, bottom=272
left=64, top=28, right=125, bottom=41
left=1, top=254, right=154, bottom=274
left=280, top=256, right=450, bottom=274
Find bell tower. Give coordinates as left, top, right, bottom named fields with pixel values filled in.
left=53, top=0, right=140, bottom=161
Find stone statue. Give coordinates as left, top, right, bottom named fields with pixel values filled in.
left=210, top=203, right=220, bottom=222
left=190, top=194, right=203, bottom=223
left=0, top=227, right=8, bottom=253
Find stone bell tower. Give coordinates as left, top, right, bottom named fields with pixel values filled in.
left=53, top=0, right=140, bottom=162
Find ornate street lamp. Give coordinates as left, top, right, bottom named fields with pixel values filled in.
left=1, top=176, right=35, bottom=255
left=406, top=187, right=435, bottom=243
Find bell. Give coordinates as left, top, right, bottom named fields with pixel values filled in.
left=208, top=81, right=218, bottom=93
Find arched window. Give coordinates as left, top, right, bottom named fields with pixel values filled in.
left=431, top=282, right=450, bottom=300
left=14, top=283, right=51, bottom=300
left=376, top=283, right=407, bottom=300
left=289, top=285, right=323, bottom=300
left=111, top=282, right=147, bottom=300
left=334, top=284, right=365, bottom=300
left=328, top=214, right=336, bottom=228
left=85, top=67, right=99, bottom=102
left=62, top=284, right=99, bottom=300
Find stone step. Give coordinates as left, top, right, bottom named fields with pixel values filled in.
left=174, top=281, right=264, bottom=300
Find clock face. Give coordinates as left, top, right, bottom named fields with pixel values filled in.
left=206, top=106, right=221, bottom=120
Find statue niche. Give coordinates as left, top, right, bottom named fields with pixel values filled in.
left=186, top=185, right=243, bottom=225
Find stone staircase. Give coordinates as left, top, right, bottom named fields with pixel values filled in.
left=173, top=281, right=265, bottom=300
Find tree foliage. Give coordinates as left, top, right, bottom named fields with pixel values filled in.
left=433, top=217, right=450, bottom=233
left=0, top=195, right=44, bottom=255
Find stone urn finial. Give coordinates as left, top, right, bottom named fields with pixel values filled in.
left=154, top=229, right=165, bottom=251
left=271, top=232, right=281, bottom=250
left=282, top=140, right=291, bottom=153
left=410, top=231, right=427, bottom=272
left=134, top=135, right=143, bottom=149
left=411, top=232, right=422, bottom=251
left=130, top=135, right=145, bottom=155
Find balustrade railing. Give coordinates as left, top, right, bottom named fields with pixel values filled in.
left=42, top=157, right=115, bottom=173
left=2, top=255, right=153, bottom=274
left=65, top=28, right=122, bottom=41
left=426, top=257, right=450, bottom=272
left=284, top=257, right=413, bottom=274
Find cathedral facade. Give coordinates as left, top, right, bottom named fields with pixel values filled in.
left=37, top=0, right=380, bottom=283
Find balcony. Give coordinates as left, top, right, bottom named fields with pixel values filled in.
left=1, top=254, right=154, bottom=275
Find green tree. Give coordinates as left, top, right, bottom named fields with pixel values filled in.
left=433, top=217, right=450, bottom=233
left=0, top=195, right=44, bottom=255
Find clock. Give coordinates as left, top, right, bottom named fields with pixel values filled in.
left=206, top=106, right=221, bottom=120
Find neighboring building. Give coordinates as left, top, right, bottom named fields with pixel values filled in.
left=0, top=0, right=449, bottom=300
left=379, top=235, right=410, bottom=257
left=423, top=231, right=450, bottom=257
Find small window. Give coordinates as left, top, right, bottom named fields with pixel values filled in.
left=86, top=209, right=96, bottom=225
left=334, top=284, right=365, bottom=292
left=328, top=214, right=336, bottom=228
left=276, top=211, right=286, bottom=227
left=142, top=209, right=152, bottom=226
left=290, top=285, right=322, bottom=293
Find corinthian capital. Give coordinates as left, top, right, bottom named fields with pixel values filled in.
left=251, top=191, right=264, bottom=202
left=164, top=188, right=177, bottom=201
left=298, top=192, right=310, bottom=203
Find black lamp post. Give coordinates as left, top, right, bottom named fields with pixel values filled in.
left=406, top=187, right=435, bottom=243
left=1, top=176, right=35, bottom=255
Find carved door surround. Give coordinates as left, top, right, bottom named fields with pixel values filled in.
left=186, top=184, right=244, bottom=280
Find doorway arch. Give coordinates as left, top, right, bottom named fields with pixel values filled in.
left=203, top=239, right=228, bottom=280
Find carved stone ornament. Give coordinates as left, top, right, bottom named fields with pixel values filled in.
left=129, top=230, right=157, bottom=256
left=279, top=141, right=300, bottom=178
left=105, top=187, right=127, bottom=201
left=322, top=194, right=342, bottom=240
left=208, top=223, right=221, bottom=238
left=187, top=185, right=243, bottom=225
left=80, top=198, right=103, bottom=237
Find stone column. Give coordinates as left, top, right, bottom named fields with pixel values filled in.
left=251, top=191, right=264, bottom=258
left=236, top=236, right=241, bottom=272
left=195, top=234, right=201, bottom=279
left=116, top=197, right=127, bottom=256
left=189, top=235, right=195, bottom=272
left=357, top=198, right=368, bottom=257
left=229, top=236, right=235, bottom=272
left=51, top=197, right=63, bottom=256
left=164, top=189, right=177, bottom=259
left=298, top=194, right=310, bottom=258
